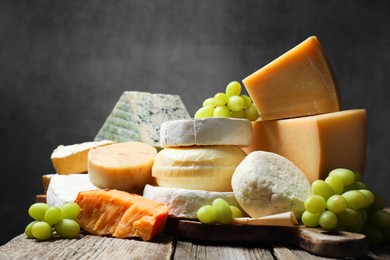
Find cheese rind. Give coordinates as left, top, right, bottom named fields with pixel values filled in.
left=46, top=174, right=100, bottom=206
left=94, top=91, right=190, bottom=147
left=143, top=185, right=245, bottom=219
left=152, top=146, right=246, bottom=192
left=88, top=141, right=157, bottom=194
left=243, top=109, right=367, bottom=182
left=51, top=140, right=114, bottom=174
left=243, top=36, right=341, bottom=121
left=160, top=118, right=253, bottom=147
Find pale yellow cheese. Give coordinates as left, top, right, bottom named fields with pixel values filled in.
left=242, top=36, right=341, bottom=121
left=152, top=146, right=246, bottom=192
left=88, top=141, right=157, bottom=194
left=243, top=109, right=367, bottom=183
left=51, top=140, right=114, bottom=174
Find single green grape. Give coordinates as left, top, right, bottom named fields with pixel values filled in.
left=240, top=95, right=252, bottom=108
left=319, top=211, right=338, bottom=230
left=244, top=105, right=259, bottom=121
left=230, top=206, right=243, bottom=218
left=194, top=105, right=214, bottom=118
left=227, top=96, right=245, bottom=112
left=311, top=180, right=335, bottom=200
left=55, top=219, right=80, bottom=239
left=214, top=92, right=228, bottom=106
left=344, top=181, right=368, bottom=192
left=353, top=171, right=363, bottom=182
left=28, top=203, right=51, bottom=221
left=225, top=81, right=241, bottom=97
left=329, top=168, right=356, bottom=186
left=231, top=110, right=245, bottom=118
left=212, top=198, right=233, bottom=224
left=358, top=208, right=368, bottom=223
left=44, top=206, right=63, bottom=226
left=25, top=220, right=39, bottom=238
left=359, top=189, right=375, bottom=208
left=301, top=211, right=320, bottom=227
left=337, top=208, right=363, bottom=232
left=213, top=106, right=231, bottom=118
left=342, top=190, right=366, bottom=210
left=326, top=195, right=347, bottom=214
left=197, top=205, right=216, bottom=224
left=61, top=203, right=80, bottom=220
left=31, top=221, right=53, bottom=240
left=369, top=210, right=390, bottom=229
left=362, top=222, right=383, bottom=245
left=370, top=194, right=387, bottom=211
left=202, top=98, right=216, bottom=107
left=325, top=175, right=344, bottom=195
left=304, top=195, right=327, bottom=214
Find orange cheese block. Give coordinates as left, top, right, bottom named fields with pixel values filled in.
left=242, top=36, right=341, bottom=121
left=75, top=189, right=168, bottom=241
left=243, top=109, right=367, bottom=182
left=88, top=142, right=157, bottom=194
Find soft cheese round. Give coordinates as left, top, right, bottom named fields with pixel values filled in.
left=88, top=141, right=157, bottom=194
left=159, top=118, right=253, bottom=148
left=143, top=185, right=246, bottom=219
left=231, top=151, right=311, bottom=219
left=152, top=146, right=246, bottom=192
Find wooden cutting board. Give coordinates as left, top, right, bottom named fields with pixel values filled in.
left=163, top=218, right=369, bottom=258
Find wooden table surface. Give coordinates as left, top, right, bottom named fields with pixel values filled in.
left=1, top=231, right=390, bottom=260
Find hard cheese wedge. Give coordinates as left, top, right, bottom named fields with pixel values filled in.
left=243, top=109, right=367, bottom=182
left=243, top=36, right=341, bottom=121
left=160, top=118, right=253, bottom=148
left=94, top=91, right=190, bottom=147
left=75, top=189, right=168, bottom=241
left=51, top=140, right=114, bottom=174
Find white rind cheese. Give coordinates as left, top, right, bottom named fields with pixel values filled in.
left=143, top=184, right=245, bottom=219
left=94, top=91, right=190, bottom=147
left=46, top=174, right=100, bottom=207
left=160, top=118, right=253, bottom=148
left=232, top=151, right=311, bottom=219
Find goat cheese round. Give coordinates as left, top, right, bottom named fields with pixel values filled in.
left=159, top=118, right=253, bottom=148
left=143, top=185, right=245, bottom=219
left=152, top=146, right=246, bottom=192
left=232, top=151, right=311, bottom=219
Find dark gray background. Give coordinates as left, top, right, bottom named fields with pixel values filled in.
left=1, top=0, right=389, bottom=245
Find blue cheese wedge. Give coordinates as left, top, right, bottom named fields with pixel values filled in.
left=94, top=91, right=190, bottom=147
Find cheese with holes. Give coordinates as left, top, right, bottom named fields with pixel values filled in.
left=243, top=36, right=341, bottom=121
left=94, top=91, right=190, bottom=147
left=51, top=140, right=114, bottom=174
left=88, top=141, right=157, bottom=194
left=243, top=109, right=367, bottom=182
left=160, top=118, right=252, bottom=148
left=46, top=174, right=100, bottom=206
left=152, top=146, right=246, bottom=192
left=143, top=185, right=245, bottom=219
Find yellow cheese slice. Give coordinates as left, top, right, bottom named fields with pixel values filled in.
left=231, top=211, right=298, bottom=227
left=243, top=109, right=367, bottom=182
left=152, top=146, right=246, bottom=192
left=242, top=36, right=341, bottom=121
left=88, top=141, right=157, bottom=194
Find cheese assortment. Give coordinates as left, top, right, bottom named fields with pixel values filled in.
left=243, top=36, right=341, bottom=121
left=94, top=91, right=190, bottom=147
left=51, top=140, right=114, bottom=174
left=243, top=109, right=367, bottom=182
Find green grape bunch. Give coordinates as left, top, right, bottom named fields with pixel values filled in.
left=301, top=168, right=390, bottom=245
left=25, top=202, right=81, bottom=240
left=194, top=81, right=259, bottom=121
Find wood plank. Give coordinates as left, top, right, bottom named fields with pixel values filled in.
left=0, top=233, right=175, bottom=260
left=272, top=245, right=337, bottom=260
left=173, top=240, right=274, bottom=260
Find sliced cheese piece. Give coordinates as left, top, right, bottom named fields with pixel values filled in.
left=88, top=141, right=157, bottom=194
left=46, top=174, right=100, bottom=206
left=143, top=184, right=246, bottom=219
left=94, top=91, right=190, bottom=147
left=42, top=174, right=56, bottom=193
left=243, top=109, right=367, bottom=183
left=232, top=151, right=311, bottom=219
left=152, top=146, right=246, bottom=192
left=51, top=140, right=114, bottom=174
left=243, top=36, right=341, bottom=121
left=160, top=118, right=253, bottom=148
left=231, top=211, right=298, bottom=227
